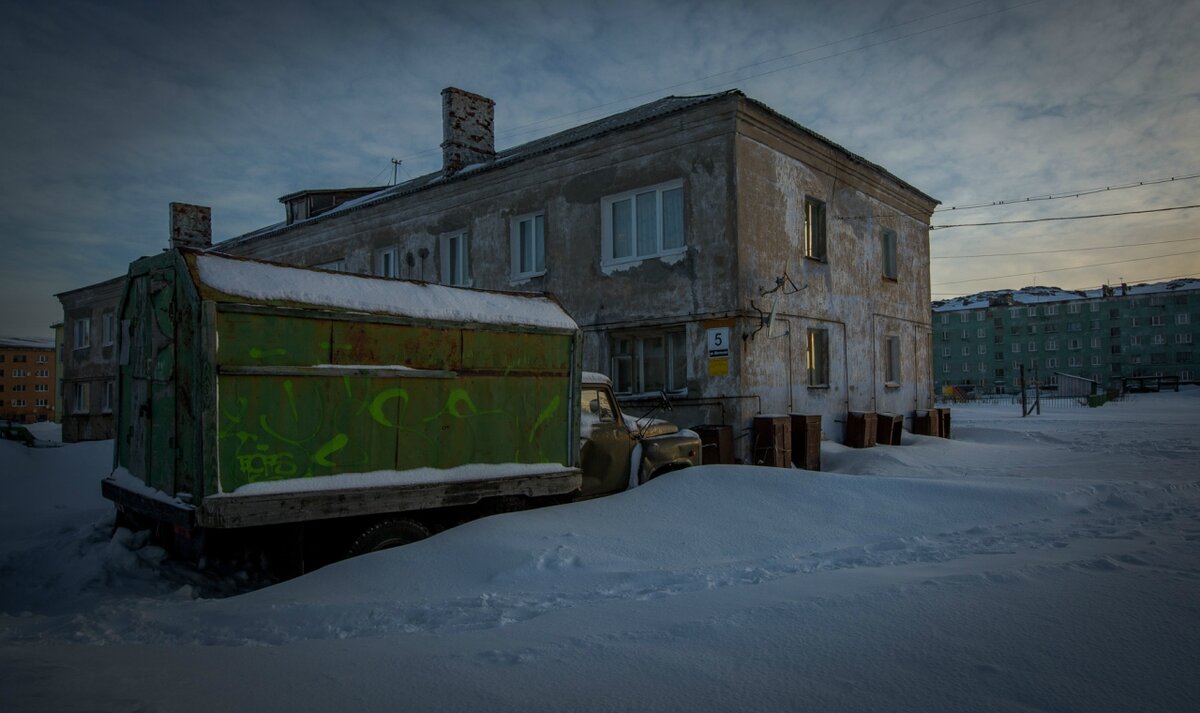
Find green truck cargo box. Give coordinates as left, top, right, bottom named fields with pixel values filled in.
left=101, top=249, right=583, bottom=531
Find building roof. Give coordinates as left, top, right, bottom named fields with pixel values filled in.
left=932, top=279, right=1200, bottom=312
left=0, top=336, right=54, bottom=350
left=218, top=90, right=935, bottom=250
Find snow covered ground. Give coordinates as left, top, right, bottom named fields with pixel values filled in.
left=2, top=392, right=1199, bottom=712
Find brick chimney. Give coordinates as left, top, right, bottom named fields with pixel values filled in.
left=169, top=202, right=212, bottom=250
left=441, top=87, right=495, bottom=177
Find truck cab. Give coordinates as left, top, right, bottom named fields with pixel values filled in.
left=578, top=372, right=701, bottom=497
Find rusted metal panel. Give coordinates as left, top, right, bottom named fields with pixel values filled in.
left=330, top=321, right=460, bottom=370
left=462, top=331, right=572, bottom=372
left=215, top=311, right=333, bottom=367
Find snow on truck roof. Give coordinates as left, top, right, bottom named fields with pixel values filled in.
left=193, top=253, right=578, bottom=332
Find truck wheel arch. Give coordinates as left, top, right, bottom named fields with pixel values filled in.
left=346, top=517, right=431, bottom=558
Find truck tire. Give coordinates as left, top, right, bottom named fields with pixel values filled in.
left=346, top=518, right=431, bottom=558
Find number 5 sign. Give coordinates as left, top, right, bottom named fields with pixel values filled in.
left=706, top=327, right=730, bottom=358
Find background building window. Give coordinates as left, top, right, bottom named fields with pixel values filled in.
left=610, top=330, right=687, bottom=396
left=72, top=383, right=89, bottom=414
left=102, top=381, right=115, bottom=413
left=101, top=312, right=115, bottom=346
left=315, top=258, right=348, bottom=272
left=601, top=181, right=684, bottom=266
left=440, top=232, right=471, bottom=286
left=511, top=212, right=546, bottom=279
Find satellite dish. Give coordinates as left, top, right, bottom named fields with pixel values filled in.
left=765, top=296, right=782, bottom=338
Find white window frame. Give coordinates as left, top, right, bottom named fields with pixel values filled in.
left=1176, top=333, right=1193, bottom=344
left=73, top=318, right=91, bottom=350
left=440, top=232, right=472, bottom=287
left=72, top=382, right=89, bottom=414
left=101, top=312, right=115, bottom=346
left=601, top=180, right=685, bottom=268
left=374, top=247, right=399, bottom=278
left=1177, top=313, right=1191, bottom=325
left=315, top=258, right=348, bottom=272
left=1068, top=303, right=1081, bottom=314
left=803, top=196, right=827, bottom=262
left=102, top=380, right=114, bottom=413
left=609, top=329, right=688, bottom=397
left=510, top=211, right=546, bottom=280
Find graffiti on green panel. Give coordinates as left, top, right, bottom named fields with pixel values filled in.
left=216, top=374, right=568, bottom=493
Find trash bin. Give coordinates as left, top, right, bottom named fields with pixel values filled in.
left=876, top=413, right=903, bottom=446
left=752, top=415, right=791, bottom=467
left=790, top=414, right=821, bottom=471
left=693, top=424, right=734, bottom=465
left=843, top=411, right=877, bottom=448
left=912, top=409, right=940, bottom=437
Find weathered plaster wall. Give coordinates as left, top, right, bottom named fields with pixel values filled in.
left=733, top=104, right=937, bottom=442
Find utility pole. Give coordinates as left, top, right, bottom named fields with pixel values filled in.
left=391, top=158, right=402, bottom=185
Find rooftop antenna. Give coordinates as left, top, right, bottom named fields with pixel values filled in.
left=391, top=158, right=402, bottom=185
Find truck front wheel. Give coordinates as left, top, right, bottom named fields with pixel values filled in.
left=346, top=518, right=431, bottom=558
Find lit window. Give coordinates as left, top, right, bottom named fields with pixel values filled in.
left=440, top=232, right=471, bottom=287
left=803, top=197, right=827, bottom=261
left=601, top=181, right=684, bottom=267
left=511, top=212, right=546, bottom=280
left=884, top=335, right=900, bottom=384
left=807, top=328, right=830, bottom=386
left=610, top=330, right=687, bottom=396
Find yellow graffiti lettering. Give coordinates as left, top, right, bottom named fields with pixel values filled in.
left=369, top=387, right=409, bottom=427
left=313, top=433, right=349, bottom=466
left=235, top=452, right=298, bottom=480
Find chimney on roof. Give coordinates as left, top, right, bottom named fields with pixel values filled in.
left=169, top=202, right=212, bottom=250
left=441, top=87, right=495, bottom=177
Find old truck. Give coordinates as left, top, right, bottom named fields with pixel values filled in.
left=100, top=248, right=699, bottom=572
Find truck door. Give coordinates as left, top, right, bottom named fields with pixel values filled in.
left=579, top=386, right=634, bottom=496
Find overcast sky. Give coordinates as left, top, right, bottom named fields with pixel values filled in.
left=1, top=0, right=1197, bottom=339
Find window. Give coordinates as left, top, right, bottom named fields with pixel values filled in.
left=1047, top=357, right=1058, bottom=368
left=881, top=228, right=897, bottom=279
left=1046, top=339, right=1057, bottom=351
left=610, top=330, right=687, bottom=396
left=942, top=346, right=950, bottom=357
left=885, top=335, right=900, bottom=384
left=511, top=212, right=546, bottom=279
left=1151, top=315, right=1165, bottom=327
left=1152, top=334, right=1165, bottom=345
left=960, top=313, right=969, bottom=324
left=73, top=318, right=91, bottom=350
left=961, top=363, right=970, bottom=373
left=1110, top=309, right=1120, bottom=319
left=440, top=232, right=471, bottom=287
left=12, top=400, right=25, bottom=407
left=803, top=197, right=827, bottom=261
left=1130, top=316, right=1140, bottom=327
left=12, top=355, right=25, bottom=363
left=72, top=382, right=89, bottom=414
left=1028, top=307, right=1038, bottom=317
left=961, top=346, right=970, bottom=356
left=34, top=384, right=48, bottom=392
left=101, top=311, right=115, bottom=346
left=315, top=259, right=348, bottom=272
left=1130, top=335, right=1142, bottom=346
left=1068, top=356, right=1081, bottom=367
left=1068, top=303, right=1081, bottom=314
left=977, top=312, right=985, bottom=322
left=581, top=387, right=616, bottom=424
left=941, top=331, right=948, bottom=341
left=978, top=345, right=987, bottom=355
left=940, top=314, right=948, bottom=325
left=12, top=369, right=26, bottom=378
left=1027, top=341, right=1037, bottom=352
left=1091, top=337, right=1100, bottom=349
left=1009, top=308, right=1021, bottom=318
left=1068, top=339, right=1081, bottom=350
left=1176, top=333, right=1193, bottom=344
left=12, top=384, right=26, bottom=392
left=374, top=248, right=399, bottom=278
left=1068, top=322, right=1081, bottom=332
left=102, top=381, right=114, bottom=413
left=1175, top=313, right=1189, bottom=325
left=961, top=329, right=969, bottom=339
left=1012, top=343, right=1022, bottom=353
left=806, top=328, right=830, bottom=386
left=976, top=328, right=985, bottom=338
left=36, top=355, right=47, bottom=364
left=35, top=399, right=48, bottom=408
left=602, top=180, right=684, bottom=266
left=1091, top=355, right=1101, bottom=366
left=1090, top=303, right=1099, bottom=313
left=1045, top=305, right=1058, bottom=316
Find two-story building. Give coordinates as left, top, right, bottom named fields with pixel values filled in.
left=58, top=88, right=939, bottom=456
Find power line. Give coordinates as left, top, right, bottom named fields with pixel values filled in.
left=932, top=236, right=1200, bottom=259
left=931, top=204, right=1200, bottom=230
left=931, top=248, right=1200, bottom=286
left=935, top=172, right=1200, bottom=213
